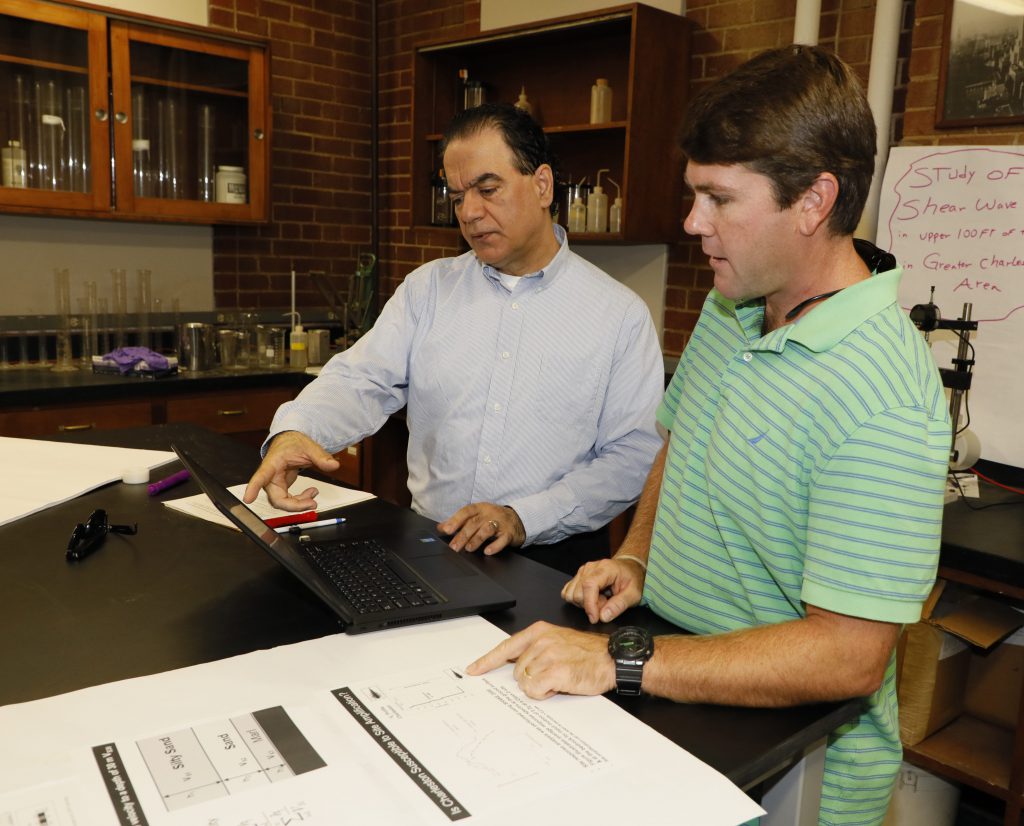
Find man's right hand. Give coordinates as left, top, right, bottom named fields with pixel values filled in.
left=243, top=431, right=341, bottom=510
left=560, top=557, right=645, bottom=624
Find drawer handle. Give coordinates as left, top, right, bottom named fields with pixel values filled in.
left=217, top=408, right=247, bottom=417
left=58, top=423, right=96, bottom=431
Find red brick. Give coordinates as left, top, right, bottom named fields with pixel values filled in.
left=912, top=16, right=944, bottom=48
left=707, top=0, right=756, bottom=30
left=208, top=8, right=234, bottom=29
left=260, top=1, right=292, bottom=23
left=906, top=78, right=939, bottom=109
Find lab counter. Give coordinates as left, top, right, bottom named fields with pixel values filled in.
left=0, top=364, right=313, bottom=408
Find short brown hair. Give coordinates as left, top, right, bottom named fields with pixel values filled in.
left=678, top=45, right=875, bottom=235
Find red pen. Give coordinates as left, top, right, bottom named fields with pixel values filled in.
left=265, top=510, right=317, bottom=528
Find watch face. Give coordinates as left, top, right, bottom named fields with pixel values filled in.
left=609, top=626, right=652, bottom=659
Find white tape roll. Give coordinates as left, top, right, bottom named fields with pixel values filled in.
left=121, top=467, right=150, bottom=484
left=950, top=429, right=981, bottom=471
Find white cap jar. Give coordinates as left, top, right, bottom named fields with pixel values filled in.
left=215, top=165, right=247, bottom=204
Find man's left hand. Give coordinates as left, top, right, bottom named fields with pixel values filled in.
left=438, top=502, right=526, bottom=553
left=465, top=621, right=615, bottom=700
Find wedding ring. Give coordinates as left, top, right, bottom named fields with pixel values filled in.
left=523, top=667, right=532, bottom=679
left=488, top=519, right=499, bottom=532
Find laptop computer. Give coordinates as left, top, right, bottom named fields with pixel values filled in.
left=172, top=444, right=516, bottom=634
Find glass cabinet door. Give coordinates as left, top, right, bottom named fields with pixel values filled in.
left=109, top=22, right=268, bottom=222
left=0, top=0, right=110, bottom=212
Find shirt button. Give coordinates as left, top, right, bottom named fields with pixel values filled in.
left=742, top=352, right=753, bottom=362
left=511, top=302, right=520, bottom=310
left=501, top=351, right=510, bottom=359
left=493, top=403, right=503, bottom=412
left=483, top=455, right=492, bottom=464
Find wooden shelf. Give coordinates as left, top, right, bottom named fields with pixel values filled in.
left=129, top=74, right=249, bottom=99
left=411, top=3, right=690, bottom=245
left=905, top=715, right=1015, bottom=800
left=425, top=122, right=628, bottom=141
left=0, top=53, right=88, bottom=74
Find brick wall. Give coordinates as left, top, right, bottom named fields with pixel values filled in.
left=208, top=0, right=375, bottom=312
left=207, top=0, right=1023, bottom=352
left=375, top=0, right=478, bottom=299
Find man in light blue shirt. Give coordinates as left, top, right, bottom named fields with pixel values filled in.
left=245, top=104, right=663, bottom=573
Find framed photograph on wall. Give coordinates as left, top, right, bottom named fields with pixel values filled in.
left=936, top=0, right=1024, bottom=127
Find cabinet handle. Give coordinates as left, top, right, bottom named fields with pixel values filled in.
left=253, top=129, right=265, bottom=141
left=94, top=109, right=108, bottom=122
left=58, top=423, right=95, bottom=432
left=217, top=408, right=247, bottom=417
left=114, top=112, right=128, bottom=124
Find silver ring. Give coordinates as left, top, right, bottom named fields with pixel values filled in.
left=488, top=519, right=499, bottom=532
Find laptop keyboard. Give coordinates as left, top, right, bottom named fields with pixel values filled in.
left=302, top=539, right=440, bottom=616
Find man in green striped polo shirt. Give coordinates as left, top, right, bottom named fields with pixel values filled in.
left=467, top=45, right=950, bottom=825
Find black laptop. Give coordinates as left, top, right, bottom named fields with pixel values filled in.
left=172, top=445, right=515, bottom=634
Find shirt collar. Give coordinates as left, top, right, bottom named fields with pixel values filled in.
left=481, top=223, right=568, bottom=286
left=727, top=266, right=903, bottom=353
left=786, top=266, right=902, bottom=351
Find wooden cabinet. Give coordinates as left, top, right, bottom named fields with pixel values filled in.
left=412, top=4, right=690, bottom=244
left=0, top=0, right=268, bottom=223
left=163, top=387, right=295, bottom=445
left=901, top=571, right=1024, bottom=825
left=0, top=384, right=296, bottom=446
left=0, top=398, right=152, bottom=437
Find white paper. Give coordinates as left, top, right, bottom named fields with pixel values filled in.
left=164, top=476, right=375, bottom=529
left=0, top=437, right=176, bottom=526
left=878, top=146, right=1024, bottom=467
left=0, top=617, right=762, bottom=826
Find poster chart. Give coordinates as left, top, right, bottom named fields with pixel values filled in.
left=877, top=146, right=1024, bottom=467
left=0, top=617, right=763, bottom=826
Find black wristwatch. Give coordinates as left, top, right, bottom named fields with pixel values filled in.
left=607, top=626, right=654, bottom=696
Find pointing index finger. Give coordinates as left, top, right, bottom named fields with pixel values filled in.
left=465, top=622, right=545, bottom=675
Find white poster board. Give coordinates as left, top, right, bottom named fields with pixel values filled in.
left=878, top=146, right=1024, bottom=468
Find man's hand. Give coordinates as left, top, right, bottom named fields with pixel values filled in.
left=243, top=431, right=340, bottom=510
left=438, top=503, right=526, bottom=554
left=561, top=557, right=646, bottom=624
left=465, top=621, right=615, bottom=700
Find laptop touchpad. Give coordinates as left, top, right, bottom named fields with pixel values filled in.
left=410, top=552, right=477, bottom=580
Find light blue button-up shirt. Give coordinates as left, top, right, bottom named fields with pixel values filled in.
left=267, top=226, right=664, bottom=545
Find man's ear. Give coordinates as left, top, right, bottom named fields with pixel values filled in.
left=799, top=172, right=839, bottom=236
left=533, top=164, right=555, bottom=209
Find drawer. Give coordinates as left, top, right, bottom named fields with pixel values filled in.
left=0, top=400, right=153, bottom=438
left=165, top=387, right=295, bottom=435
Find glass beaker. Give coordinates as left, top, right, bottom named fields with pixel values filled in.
left=197, top=104, right=215, bottom=202
left=157, top=98, right=184, bottom=199
left=257, top=325, right=285, bottom=368
left=52, top=269, right=76, bottom=372
left=35, top=80, right=66, bottom=192
left=111, top=268, right=128, bottom=348
left=131, top=86, right=155, bottom=197
left=136, top=269, right=152, bottom=350
left=65, top=86, right=88, bottom=193
left=238, top=310, right=259, bottom=368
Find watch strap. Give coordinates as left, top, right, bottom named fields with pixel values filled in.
left=614, top=660, right=645, bottom=696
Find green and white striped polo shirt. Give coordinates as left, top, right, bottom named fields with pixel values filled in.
left=647, top=267, right=950, bottom=826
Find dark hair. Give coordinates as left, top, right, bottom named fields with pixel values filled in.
left=440, top=103, right=560, bottom=215
left=678, top=45, right=876, bottom=235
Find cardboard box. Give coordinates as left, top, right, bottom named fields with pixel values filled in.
left=897, top=580, right=1024, bottom=746
left=964, top=625, right=1024, bottom=730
